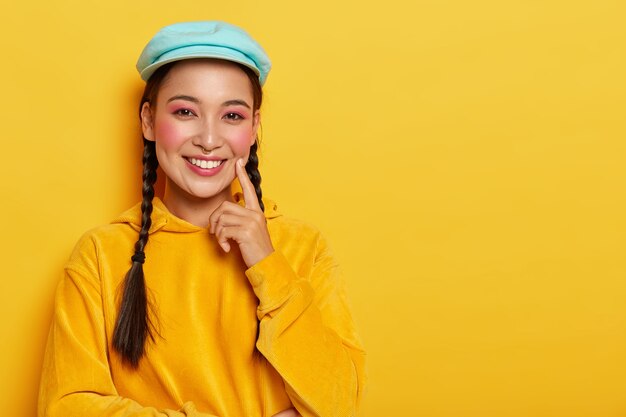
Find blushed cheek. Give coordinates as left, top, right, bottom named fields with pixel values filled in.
left=155, top=120, right=183, bottom=148
left=230, top=129, right=255, bottom=157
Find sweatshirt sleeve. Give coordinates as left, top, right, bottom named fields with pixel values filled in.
left=38, top=236, right=218, bottom=417
left=245, top=232, right=367, bottom=417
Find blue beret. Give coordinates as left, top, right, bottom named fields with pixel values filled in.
left=136, top=21, right=271, bottom=85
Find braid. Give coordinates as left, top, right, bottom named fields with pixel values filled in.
left=135, top=139, right=158, bottom=254
left=245, top=141, right=264, bottom=213
left=246, top=140, right=265, bottom=350
left=113, top=139, right=159, bottom=367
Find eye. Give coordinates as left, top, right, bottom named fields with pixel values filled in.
left=224, top=112, right=244, bottom=121
left=174, top=108, right=196, bottom=118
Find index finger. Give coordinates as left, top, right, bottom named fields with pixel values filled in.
left=236, top=158, right=261, bottom=211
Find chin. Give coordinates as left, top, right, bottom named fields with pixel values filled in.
left=164, top=169, right=235, bottom=202
left=186, top=181, right=233, bottom=200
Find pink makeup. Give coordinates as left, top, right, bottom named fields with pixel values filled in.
left=184, top=157, right=227, bottom=177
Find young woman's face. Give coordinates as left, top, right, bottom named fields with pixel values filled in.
left=141, top=59, right=260, bottom=202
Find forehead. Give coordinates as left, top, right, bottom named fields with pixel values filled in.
left=158, top=59, right=253, bottom=100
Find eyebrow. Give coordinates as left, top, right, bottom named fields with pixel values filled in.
left=167, top=95, right=200, bottom=104
left=222, top=99, right=251, bottom=109
left=166, top=95, right=251, bottom=109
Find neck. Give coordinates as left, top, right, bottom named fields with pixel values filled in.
left=162, top=180, right=234, bottom=228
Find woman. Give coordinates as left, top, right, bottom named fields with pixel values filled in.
left=38, top=21, right=366, bottom=417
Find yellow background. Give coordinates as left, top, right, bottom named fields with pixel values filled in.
left=1, top=1, right=625, bottom=416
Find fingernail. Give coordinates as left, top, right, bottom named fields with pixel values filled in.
left=237, top=159, right=243, bottom=168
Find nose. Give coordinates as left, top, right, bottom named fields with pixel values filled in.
left=193, top=119, right=222, bottom=153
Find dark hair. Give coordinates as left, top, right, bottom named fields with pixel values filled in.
left=112, top=60, right=265, bottom=367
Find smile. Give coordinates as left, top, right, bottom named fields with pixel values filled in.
left=187, top=158, right=224, bottom=169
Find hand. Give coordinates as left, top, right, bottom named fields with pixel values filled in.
left=271, top=408, right=300, bottom=417
left=209, top=158, right=274, bottom=267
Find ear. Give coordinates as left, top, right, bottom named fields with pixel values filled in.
left=140, top=102, right=155, bottom=142
left=250, top=110, right=261, bottom=146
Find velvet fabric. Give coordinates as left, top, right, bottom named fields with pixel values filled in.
left=38, top=182, right=366, bottom=417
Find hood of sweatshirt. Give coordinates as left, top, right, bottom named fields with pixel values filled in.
left=110, top=179, right=281, bottom=234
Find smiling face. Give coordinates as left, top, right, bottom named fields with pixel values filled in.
left=141, top=59, right=260, bottom=209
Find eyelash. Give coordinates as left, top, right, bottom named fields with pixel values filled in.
left=174, top=108, right=195, bottom=117
left=172, top=109, right=245, bottom=120
left=224, top=112, right=244, bottom=121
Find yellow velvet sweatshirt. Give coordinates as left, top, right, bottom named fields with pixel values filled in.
left=38, top=186, right=366, bottom=417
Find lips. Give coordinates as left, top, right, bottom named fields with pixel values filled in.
left=187, top=157, right=224, bottom=169
left=183, top=156, right=227, bottom=177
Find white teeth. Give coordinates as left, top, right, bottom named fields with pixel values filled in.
left=189, top=158, right=223, bottom=169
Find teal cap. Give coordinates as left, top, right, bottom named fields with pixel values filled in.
left=136, top=21, right=271, bottom=85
